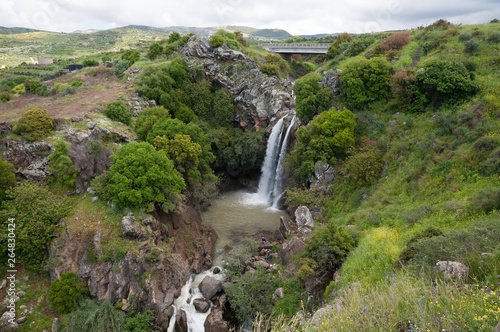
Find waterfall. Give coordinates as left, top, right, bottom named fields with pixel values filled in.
left=271, top=116, right=296, bottom=208
left=256, top=118, right=284, bottom=202
left=255, top=116, right=295, bottom=207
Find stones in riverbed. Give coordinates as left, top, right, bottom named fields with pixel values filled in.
left=193, top=298, right=210, bottom=313
left=199, top=276, right=222, bottom=300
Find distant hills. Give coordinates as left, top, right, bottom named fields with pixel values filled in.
left=0, top=26, right=46, bottom=34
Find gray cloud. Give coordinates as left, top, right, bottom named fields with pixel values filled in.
left=1, top=0, right=499, bottom=35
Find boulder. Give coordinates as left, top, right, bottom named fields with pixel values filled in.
left=205, top=308, right=228, bottom=332
left=318, top=69, right=341, bottom=95
left=295, top=206, right=314, bottom=234
left=311, top=305, right=334, bottom=327
left=274, top=287, right=285, bottom=299
left=51, top=317, right=58, bottom=332
left=87, top=122, right=97, bottom=129
left=314, top=161, right=336, bottom=185
left=193, top=298, right=210, bottom=313
left=494, top=320, right=500, bottom=332
left=436, top=261, right=469, bottom=280
left=121, top=215, right=148, bottom=240
left=253, top=261, right=270, bottom=269
left=21, top=158, right=51, bottom=183
left=199, top=276, right=222, bottom=300
left=280, top=237, right=306, bottom=265
left=175, top=309, right=188, bottom=332
left=279, top=216, right=291, bottom=239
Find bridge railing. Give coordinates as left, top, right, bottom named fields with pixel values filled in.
left=261, top=43, right=331, bottom=49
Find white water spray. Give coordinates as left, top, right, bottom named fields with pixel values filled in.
left=271, top=116, right=296, bottom=208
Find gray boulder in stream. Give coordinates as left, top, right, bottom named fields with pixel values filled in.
left=193, top=298, right=210, bottom=313
left=199, top=276, right=222, bottom=300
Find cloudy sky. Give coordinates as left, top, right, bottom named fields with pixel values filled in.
left=1, top=0, right=499, bottom=35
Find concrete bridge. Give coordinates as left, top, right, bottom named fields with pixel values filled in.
left=260, top=43, right=330, bottom=60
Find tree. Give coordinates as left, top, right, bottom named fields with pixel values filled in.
left=107, top=142, right=185, bottom=212
left=82, top=59, right=99, bottom=67
left=342, top=138, right=384, bottom=188
left=294, top=72, right=334, bottom=123
left=331, top=32, right=353, bottom=48
left=104, top=100, right=132, bottom=125
left=59, top=299, right=125, bottom=332
left=134, top=106, right=171, bottom=140
left=0, top=182, right=71, bottom=271
left=121, top=49, right=140, bottom=63
left=212, top=88, right=236, bottom=127
left=326, top=45, right=339, bottom=59
left=339, top=57, right=392, bottom=109
left=345, top=39, right=367, bottom=56
left=147, top=41, right=163, bottom=60
left=286, top=108, right=356, bottom=183
left=48, top=140, right=78, bottom=189
left=224, top=131, right=266, bottom=174
left=168, top=32, right=181, bottom=44
left=0, top=158, right=15, bottom=202
left=209, top=35, right=225, bottom=48
left=48, top=272, right=88, bottom=314
left=13, top=108, right=54, bottom=141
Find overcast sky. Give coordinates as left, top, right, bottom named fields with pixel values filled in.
left=1, top=0, right=499, bottom=35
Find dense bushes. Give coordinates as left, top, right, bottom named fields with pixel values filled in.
left=48, top=272, right=88, bottom=314
left=13, top=108, right=54, bottom=141
left=134, top=106, right=171, bottom=140
left=104, top=100, right=132, bottom=125
left=286, top=108, right=356, bottom=183
left=223, top=130, right=266, bottom=174
left=147, top=41, right=163, bottom=60
left=0, top=182, right=71, bottom=271
left=260, top=54, right=290, bottom=78
left=48, top=140, right=78, bottom=189
left=0, top=159, right=15, bottom=203
left=209, top=34, right=225, bottom=48
left=342, top=138, right=384, bottom=188
left=417, top=60, right=479, bottom=105
left=340, top=57, right=392, bottom=109
left=59, top=299, right=125, bottom=332
left=107, top=142, right=185, bottom=212
left=82, top=59, right=99, bottom=67
left=293, top=72, right=334, bottom=122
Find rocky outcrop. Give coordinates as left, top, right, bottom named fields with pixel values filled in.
left=280, top=237, right=306, bottom=265
left=121, top=214, right=148, bottom=240
left=1, top=137, right=53, bottom=183
left=178, top=37, right=294, bottom=131
left=193, top=298, right=210, bottom=313
left=295, top=206, right=314, bottom=235
left=205, top=307, right=228, bottom=332
left=318, top=69, right=342, bottom=95
left=436, top=261, right=469, bottom=280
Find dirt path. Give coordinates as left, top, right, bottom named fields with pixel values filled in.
left=0, top=71, right=134, bottom=123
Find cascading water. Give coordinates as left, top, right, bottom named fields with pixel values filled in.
left=167, top=267, right=225, bottom=332
left=256, top=118, right=284, bottom=203
left=255, top=116, right=295, bottom=208
left=271, top=116, right=296, bottom=208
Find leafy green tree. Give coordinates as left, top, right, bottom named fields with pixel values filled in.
left=417, top=60, right=479, bottom=105
left=114, top=59, right=133, bottom=77
left=48, top=272, right=88, bottom=314
left=212, top=88, right=236, bottom=127
left=180, top=80, right=213, bottom=118
left=331, top=32, right=353, bottom=48
left=147, top=119, right=215, bottom=182
left=0, top=158, right=15, bottom=202
left=209, top=35, right=225, bottom=48
left=134, top=106, right=171, bottom=140
left=224, top=131, right=266, bottom=174
left=121, top=49, right=140, bottom=63
left=286, top=108, right=356, bottom=183
left=0, top=182, right=71, bottom=271
left=340, top=57, right=392, bottom=109
left=164, top=44, right=177, bottom=56
left=147, top=41, right=163, bottom=60
left=104, top=100, right=132, bottom=125
left=59, top=299, right=125, bottom=332
left=82, top=59, right=99, bottom=67
left=168, top=32, right=181, bottom=44
left=13, top=108, right=54, bottom=141
left=234, top=31, right=250, bottom=47
left=345, top=39, right=367, bottom=56
left=294, top=72, right=334, bottom=122
left=326, top=45, right=339, bottom=59
left=260, top=63, right=280, bottom=78
left=342, top=138, right=384, bottom=188
left=125, top=310, right=154, bottom=332
left=108, top=142, right=185, bottom=212
left=303, top=222, right=358, bottom=274
left=48, top=140, right=78, bottom=189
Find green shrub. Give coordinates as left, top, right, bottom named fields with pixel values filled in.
left=125, top=310, right=154, bottom=332
left=71, top=77, right=83, bottom=87
left=147, top=42, right=163, bottom=60
left=209, top=35, right=225, bottom=48
left=90, top=171, right=112, bottom=201
left=0, top=182, right=71, bottom=271
left=164, top=44, right=177, bottom=56
left=223, top=239, right=259, bottom=277
left=0, top=158, right=15, bottom=202
left=223, top=130, right=266, bottom=174
left=13, top=108, right=54, bottom=141
left=293, top=72, right=334, bottom=123
left=260, top=63, right=280, bottom=78
left=458, top=33, right=472, bottom=42
left=463, top=39, right=480, bottom=54
left=326, top=45, right=339, bottom=59
left=108, top=142, right=185, bottom=212
left=262, top=54, right=290, bottom=78
left=468, top=188, right=500, bottom=214
left=417, top=60, right=479, bottom=105
left=11, top=83, right=25, bottom=94
left=48, top=140, right=78, bottom=189
left=340, top=57, right=392, bottom=109
left=398, top=227, right=444, bottom=265
left=479, top=147, right=500, bottom=176
left=59, top=299, right=125, bottom=332
left=486, top=31, right=500, bottom=43
left=104, top=100, right=132, bottom=125
left=61, top=85, right=77, bottom=96
left=345, top=39, right=367, bottom=57
left=0, top=91, right=11, bottom=102
left=342, top=138, right=384, bottom=188
left=48, top=271, right=88, bottom=314
left=82, top=59, right=99, bottom=67
left=168, top=32, right=181, bottom=44
left=134, top=106, right=171, bottom=140
left=389, top=70, right=427, bottom=112
left=212, top=88, right=236, bottom=127
left=114, top=59, right=133, bottom=76
left=121, top=49, right=140, bottom=63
